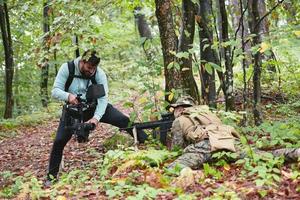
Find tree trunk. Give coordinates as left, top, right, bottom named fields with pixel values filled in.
left=239, top=0, right=249, bottom=126
left=178, top=0, right=200, bottom=102
left=219, top=0, right=234, bottom=111
left=231, top=0, right=252, bottom=67
left=0, top=2, right=14, bottom=118
left=134, top=7, right=152, bottom=40
left=155, top=0, right=182, bottom=103
left=134, top=6, right=153, bottom=59
left=258, top=0, right=276, bottom=73
left=73, top=34, right=80, bottom=57
left=249, top=0, right=263, bottom=125
left=198, top=0, right=220, bottom=107
left=41, top=1, right=50, bottom=107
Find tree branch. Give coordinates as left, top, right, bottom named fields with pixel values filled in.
left=253, top=0, right=285, bottom=31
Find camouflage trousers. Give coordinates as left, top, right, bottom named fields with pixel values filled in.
left=168, top=139, right=212, bottom=169
left=168, top=139, right=300, bottom=169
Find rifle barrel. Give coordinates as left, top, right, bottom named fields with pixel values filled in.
left=120, top=120, right=173, bottom=131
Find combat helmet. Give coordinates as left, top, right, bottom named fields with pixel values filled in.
left=170, top=96, right=196, bottom=108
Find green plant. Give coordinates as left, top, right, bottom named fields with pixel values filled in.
left=203, top=163, right=222, bottom=180
left=236, top=151, right=284, bottom=187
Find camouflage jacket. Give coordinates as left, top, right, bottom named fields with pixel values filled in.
left=170, top=105, right=239, bottom=152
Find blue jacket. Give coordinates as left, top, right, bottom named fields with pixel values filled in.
left=51, top=57, right=108, bottom=121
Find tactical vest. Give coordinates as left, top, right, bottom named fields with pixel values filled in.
left=176, top=105, right=239, bottom=152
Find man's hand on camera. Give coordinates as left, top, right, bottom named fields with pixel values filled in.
left=87, top=118, right=98, bottom=126
left=68, top=94, right=79, bottom=104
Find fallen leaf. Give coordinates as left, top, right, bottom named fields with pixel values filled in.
left=293, top=30, right=300, bottom=37
left=144, top=170, right=164, bottom=188
left=281, top=170, right=293, bottom=179
left=113, top=160, right=138, bottom=177
left=259, top=42, right=269, bottom=53
left=168, top=92, right=174, bottom=102
left=138, top=97, right=148, bottom=104
left=56, top=195, right=67, bottom=200
left=224, top=163, right=231, bottom=171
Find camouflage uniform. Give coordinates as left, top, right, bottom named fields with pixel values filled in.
left=168, top=105, right=300, bottom=169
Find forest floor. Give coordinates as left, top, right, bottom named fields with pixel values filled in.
left=0, top=120, right=112, bottom=181
left=0, top=103, right=299, bottom=199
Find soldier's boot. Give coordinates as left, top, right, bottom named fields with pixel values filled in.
left=272, top=148, right=300, bottom=162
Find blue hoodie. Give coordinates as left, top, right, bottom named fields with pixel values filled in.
left=51, top=57, right=109, bottom=121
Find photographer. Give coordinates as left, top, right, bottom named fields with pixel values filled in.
left=47, top=50, right=147, bottom=183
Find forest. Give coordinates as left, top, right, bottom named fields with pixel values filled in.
left=0, top=0, right=299, bottom=199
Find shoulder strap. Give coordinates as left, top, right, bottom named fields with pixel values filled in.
left=90, top=72, right=97, bottom=84
left=65, top=60, right=98, bottom=91
left=65, top=60, right=75, bottom=91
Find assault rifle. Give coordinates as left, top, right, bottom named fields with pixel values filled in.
left=62, top=84, right=105, bottom=143
left=120, top=112, right=175, bottom=145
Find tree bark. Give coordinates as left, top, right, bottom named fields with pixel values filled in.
left=178, top=0, right=200, bottom=102
left=155, top=0, right=182, bottom=103
left=134, top=6, right=153, bottom=59
left=41, top=1, right=50, bottom=107
left=0, top=2, right=14, bottom=118
left=134, top=7, right=152, bottom=40
left=249, top=0, right=263, bottom=125
left=258, top=0, right=276, bottom=73
left=239, top=0, right=249, bottom=126
left=219, top=0, right=234, bottom=111
left=231, top=0, right=251, bottom=67
left=73, top=34, right=80, bottom=57
left=198, top=0, right=219, bottom=107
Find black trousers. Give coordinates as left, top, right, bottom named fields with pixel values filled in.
left=47, top=103, right=147, bottom=180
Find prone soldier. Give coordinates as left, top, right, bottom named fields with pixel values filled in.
left=168, top=96, right=300, bottom=169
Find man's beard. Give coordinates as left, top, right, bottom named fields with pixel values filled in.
left=80, top=70, right=94, bottom=78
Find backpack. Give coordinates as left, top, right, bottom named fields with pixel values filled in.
left=182, top=105, right=222, bottom=126
left=64, top=60, right=97, bottom=91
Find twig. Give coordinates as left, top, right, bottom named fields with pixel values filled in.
left=253, top=0, right=285, bottom=32
left=133, top=126, right=139, bottom=152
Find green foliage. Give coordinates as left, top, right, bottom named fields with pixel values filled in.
left=0, top=171, right=20, bottom=198
left=0, top=172, right=46, bottom=199
left=204, top=185, right=240, bottom=200
left=237, top=152, right=284, bottom=187
left=101, top=148, right=178, bottom=173
left=1, top=1, right=300, bottom=199
left=241, top=116, right=300, bottom=149
left=106, top=181, right=164, bottom=200
left=103, top=132, right=134, bottom=150
left=203, top=163, right=222, bottom=180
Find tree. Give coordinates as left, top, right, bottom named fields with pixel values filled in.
left=197, top=0, right=218, bottom=107
left=249, top=0, right=263, bottom=125
left=155, top=0, right=183, bottom=102
left=73, top=35, right=80, bottom=57
left=219, top=0, right=235, bottom=111
left=231, top=0, right=251, bottom=67
left=134, top=7, right=152, bottom=40
left=41, top=1, right=50, bottom=107
left=0, top=2, right=14, bottom=118
left=134, top=6, right=153, bottom=59
left=258, top=0, right=277, bottom=73
left=178, top=0, right=199, bottom=102
left=155, top=0, right=200, bottom=102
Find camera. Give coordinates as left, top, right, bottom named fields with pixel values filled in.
left=69, top=122, right=96, bottom=143
left=62, top=84, right=105, bottom=143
